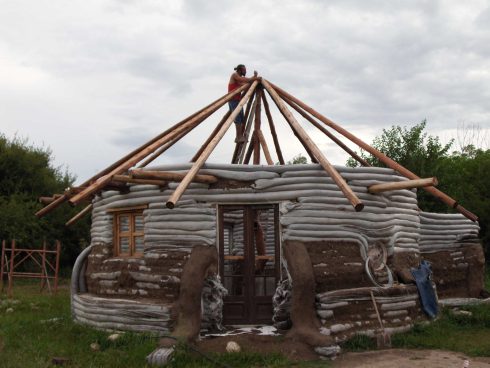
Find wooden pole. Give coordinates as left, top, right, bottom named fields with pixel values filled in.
left=40, top=239, right=47, bottom=291
left=264, top=87, right=319, bottom=164
left=192, top=111, right=231, bottom=163
left=368, top=177, right=438, bottom=194
left=281, top=94, right=371, bottom=167
left=257, top=130, right=274, bottom=165
left=253, top=89, right=263, bottom=165
left=36, top=84, right=250, bottom=215
left=242, top=91, right=256, bottom=129
left=112, top=175, right=167, bottom=186
left=271, top=82, right=477, bottom=222
left=0, top=240, right=5, bottom=292
left=262, top=79, right=364, bottom=212
left=243, top=131, right=257, bottom=165
left=137, top=114, right=207, bottom=168
left=262, top=93, right=285, bottom=165
left=65, top=204, right=93, bottom=227
left=69, top=83, right=251, bottom=206
left=39, top=194, right=63, bottom=205
left=130, top=169, right=218, bottom=184
left=234, top=91, right=259, bottom=164
left=166, top=80, right=259, bottom=208
left=54, top=240, right=61, bottom=294
left=36, top=85, right=255, bottom=217
left=8, top=240, right=15, bottom=297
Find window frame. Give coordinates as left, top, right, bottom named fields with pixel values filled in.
left=108, top=205, right=147, bottom=257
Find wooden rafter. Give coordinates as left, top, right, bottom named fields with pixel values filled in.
left=264, top=87, right=319, bottom=164
left=192, top=111, right=231, bottom=163
left=262, top=79, right=364, bottom=212
left=66, top=204, right=93, bottom=227
left=35, top=77, right=479, bottom=224
left=368, top=177, right=438, bottom=194
left=68, top=83, right=250, bottom=206
left=35, top=85, right=250, bottom=218
left=262, top=93, right=285, bottom=165
left=233, top=91, right=259, bottom=164
left=271, top=82, right=477, bottom=221
left=130, top=169, right=218, bottom=184
left=281, top=94, right=371, bottom=167
left=166, top=80, right=259, bottom=209
left=253, top=89, right=263, bottom=165
left=257, top=129, right=274, bottom=165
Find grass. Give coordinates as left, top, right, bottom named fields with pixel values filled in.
left=391, top=304, right=490, bottom=356
left=4, top=278, right=490, bottom=366
left=0, top=281, right=326, bottom=368
left=0, top=281, right=157, bottom=368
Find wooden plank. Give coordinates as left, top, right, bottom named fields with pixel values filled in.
left=224, top=255, right=245, bottom=260
left=65, top=204, right=93, bottom=227
left=262, top=93, right=285, bottom=164
left=262, top=79, right=364, bottom=212
left=112, top=175, right=167, bottom=186
left=368, top=177, right=438, bottom=194
left=130, top=169, right=218, bottom=184
left=105, top=204, right=149, bottom=213
left=68, top=83, right=251, bottom=206
left=282, top=94, right=371, bottom=167
left=256, top=130, right=274, bottom=165
left=166, top=80, right=259, bottom=208
left=271, top=82, right=477, bottom=222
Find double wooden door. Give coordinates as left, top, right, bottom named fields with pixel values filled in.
left=219, top=204, right=279, bottom=324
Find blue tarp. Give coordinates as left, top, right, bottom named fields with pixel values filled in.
left=411, top=260, right=438, bottom=319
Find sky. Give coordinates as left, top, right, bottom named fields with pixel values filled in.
left=1, top=0, right=489, bottom=184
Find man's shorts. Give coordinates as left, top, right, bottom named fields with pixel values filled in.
left=228, top=100, right=245, bottom=124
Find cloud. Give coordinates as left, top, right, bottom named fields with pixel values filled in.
left=0, top=0, right=489, bottom=183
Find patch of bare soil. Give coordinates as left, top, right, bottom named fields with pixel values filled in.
left=332, top=349, right=490, bottom=368
left=196, top=334, right=319, bottom=361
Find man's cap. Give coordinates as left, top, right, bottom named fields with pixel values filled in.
left=234, top=64, right=246, bottom=71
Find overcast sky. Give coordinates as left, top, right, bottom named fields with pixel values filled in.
left=1, top=0, right=489, bottom=184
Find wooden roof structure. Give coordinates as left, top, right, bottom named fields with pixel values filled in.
left=36, top=78, right=478, bottom=224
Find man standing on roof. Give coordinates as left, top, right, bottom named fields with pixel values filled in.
left=228, top=64, right=259, bottom=143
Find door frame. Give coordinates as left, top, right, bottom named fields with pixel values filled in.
left=218, top=204, right=280, bottom=324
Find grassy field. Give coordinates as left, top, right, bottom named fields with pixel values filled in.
left=2, top=280, right=490, bottom=367
left=0, top=281, right=324, bottom=368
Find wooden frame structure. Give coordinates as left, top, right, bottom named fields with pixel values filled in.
left=35, top=78, right=478, bottom=222
left=1, top=239, right=61, bottom=297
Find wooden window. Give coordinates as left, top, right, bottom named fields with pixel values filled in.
left=111, top=208, right=145, bottom=257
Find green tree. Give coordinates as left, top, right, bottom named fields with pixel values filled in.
left=347, top=120, right=453, bottom=211
left=0, top=134, right=90, bottom=268
left=346, top=122, right=490, bottom=260
left=287, top=153, right=308, bottom=165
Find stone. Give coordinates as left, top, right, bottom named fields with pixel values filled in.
left=90, top=342, right=100, bottom=351
left=226, top=341, right=241, bottom=353
left=108, top=333, right=122, bottom=341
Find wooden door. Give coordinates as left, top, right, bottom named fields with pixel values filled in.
left=219, top=204, right=279, bottom=325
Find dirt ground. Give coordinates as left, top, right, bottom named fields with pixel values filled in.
left=197, top=333, right=319, bottom=361
left=197, top=334, right=490, bottom=367
left=332, top=349, right=490, bottom=368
